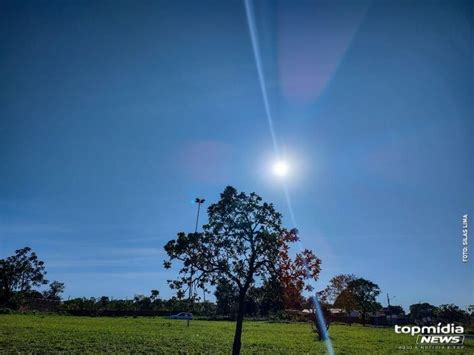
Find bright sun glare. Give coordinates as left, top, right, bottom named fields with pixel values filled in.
left=272, top=160, right=290, bottom=178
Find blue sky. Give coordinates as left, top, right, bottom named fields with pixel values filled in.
left=1, top=0, right=472, bottom=310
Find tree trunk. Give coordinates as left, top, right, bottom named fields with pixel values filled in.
left=232, top=291, right=246, bottom=355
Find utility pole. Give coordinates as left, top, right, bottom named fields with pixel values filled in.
left=188, top=197, right=205, bottom=327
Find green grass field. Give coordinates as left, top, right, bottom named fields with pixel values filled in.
left=0, top=314, right=472, bottom=354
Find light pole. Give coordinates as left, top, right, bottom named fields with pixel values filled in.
left=188, top=197, right=205, bottom=327
left=387, top=293, right=396, bottom=325
left=194, top=198, right=205, bottom=233
left=387, top=293, right=397, bottom=308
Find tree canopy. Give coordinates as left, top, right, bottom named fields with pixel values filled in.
left=318, top=273, right=355, bottom=305
left=0, top=247, right=48, bottom=307
left=332, top=277, right=381, bottom=326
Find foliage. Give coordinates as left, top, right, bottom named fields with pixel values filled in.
left=385, top=305, right=404, bottom=316
left=435, top=304, right=470, bottom=324
left=347, top=278, right=381, bottom=325
left=408, top=302, right=437, bottom=324
left=213, top=232, right=322, bottom=319
left=334, top=288, right=358, bottom=318
left=215, top=279, right=238, bottom=318
left=256, top=278, right=284, bottom=316
left=337, top=278, right=381, bottom=326
left=318, top=273, right=355, bottom=305
left=43, top=281, right=65, bottom=301
left=468, top=304, right=474, bottom=317
left=61, top=290, right=168, bottom=314
left=277, top=230, right=321, bottom=310
left=150, top=290, right=160, bottom=301
left=0, top=247, right=48, bottom=307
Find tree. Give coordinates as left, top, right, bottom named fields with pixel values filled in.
left=345, top=278, right=381, bottom=326
left=150, top=289, right=160, bottom=301
left=98, top=296, right=110, bottom=308
left=133, top=294, right=152, bottom=311
left=386, top=305, right=404, bottom=316
left=436, top=304, right=469, bottom=324
left=277, top=231, right=321, bottom=311
left=257, top=278, right=283, bottom=316
left=334, top=288, right=357, bottom=324
left=164, top=186, right=309, bottom=355
left=318, top=274, right=355, bottom=305
left=215, top=279, right=238, bottom=318
left=43, top=281, right=65, bottom=301
left=468, top=305, right=474, bottom=317
left=0, top=247, right=48, bottom=307
left=409, top=303, right=437, bottom=325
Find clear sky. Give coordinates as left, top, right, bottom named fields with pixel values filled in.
left=1, top=0, right=472, bottom=310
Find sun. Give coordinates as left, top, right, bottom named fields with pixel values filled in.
left=272, top=160, right=290, bottom=178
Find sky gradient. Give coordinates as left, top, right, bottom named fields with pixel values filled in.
left=1, top=0, right=472, bottom=309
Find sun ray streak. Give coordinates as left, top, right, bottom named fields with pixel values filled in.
left=244, top=1, right=334, bottom=353
left=244, top=0, right=279, bottom=157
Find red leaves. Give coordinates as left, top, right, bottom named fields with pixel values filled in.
left=276, top=230, right=321, bottom=310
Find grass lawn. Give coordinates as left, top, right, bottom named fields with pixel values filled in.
left=1, top=314, right=472, bottom=354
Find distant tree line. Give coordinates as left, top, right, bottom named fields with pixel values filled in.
left=61, top=292, right=216, bottom=317
left=0, top=246, right=472, bottom=329
left=408, top=302, right=472, bottom=326
left=1, top=247, right=470, bottom=330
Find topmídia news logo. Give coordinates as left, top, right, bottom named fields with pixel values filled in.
left=395, top=323, right=465, bottom=349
